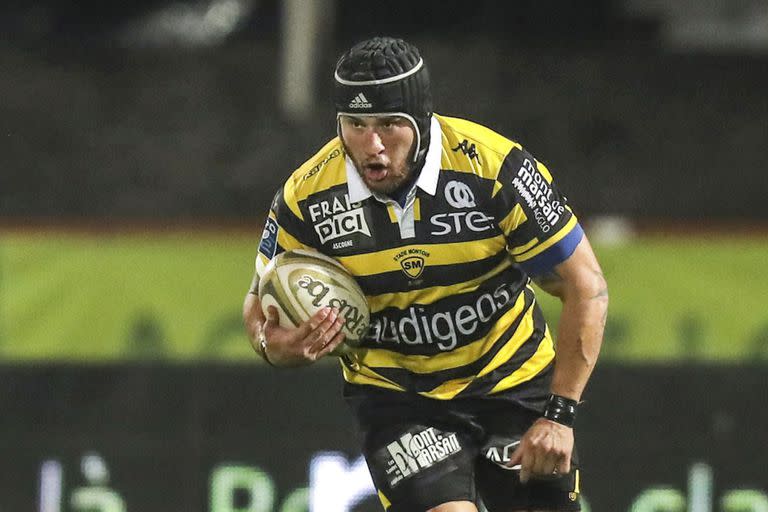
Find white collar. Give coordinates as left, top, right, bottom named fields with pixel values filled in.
left=346, top=116, right=442, bottom=203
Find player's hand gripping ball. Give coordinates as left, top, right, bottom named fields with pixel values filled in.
left=258, top=249, right=370, bottom=355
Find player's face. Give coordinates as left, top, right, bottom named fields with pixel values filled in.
left=339, top=115, right=416, bottom=195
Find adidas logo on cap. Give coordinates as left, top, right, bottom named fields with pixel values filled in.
left=348, top=93, right=372, bottom=109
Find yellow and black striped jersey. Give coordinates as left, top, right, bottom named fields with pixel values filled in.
left=254, top=114, right=583, bottom=404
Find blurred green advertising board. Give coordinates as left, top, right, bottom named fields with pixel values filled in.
left=0, top=229, right=766, bottom=362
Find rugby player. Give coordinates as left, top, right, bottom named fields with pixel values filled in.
left=243, top=36, right=608, bottom=512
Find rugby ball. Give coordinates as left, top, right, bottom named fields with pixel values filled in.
left=258, top=249, right=370, bottom=355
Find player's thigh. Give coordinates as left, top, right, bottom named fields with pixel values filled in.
left=363, top=421, right=480, bottom=512
left=476, top=453, right=582, bottom=511
left=474, top=406, right=582, bottom=511
left=428, top=501, right=479, bottom=511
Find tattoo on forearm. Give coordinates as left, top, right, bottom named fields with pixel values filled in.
left=589, top=269, right=609, bottom=328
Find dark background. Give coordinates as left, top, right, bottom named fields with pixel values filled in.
left=2, top=2, right=767, bottom=510
left=2, top=0, right=767, bottom=221
left=1, top=364, right=766, bottom=511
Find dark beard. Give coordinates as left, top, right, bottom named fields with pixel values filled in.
left=387, top=163, right=421, bottom=205
left=344, top=138, right=419, bottom=195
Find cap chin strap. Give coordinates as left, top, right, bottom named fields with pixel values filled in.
left=335, top=112, right=422, bottom=163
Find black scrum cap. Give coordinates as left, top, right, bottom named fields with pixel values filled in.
left=334, top=37, right=433, bottom=163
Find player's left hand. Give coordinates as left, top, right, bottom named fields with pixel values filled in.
left=507, top=417, right=573, bottom=483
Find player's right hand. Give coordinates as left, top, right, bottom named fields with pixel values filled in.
left=260, top=305, right=346, bottom=366
left=507, top=417, right=573, bottom=483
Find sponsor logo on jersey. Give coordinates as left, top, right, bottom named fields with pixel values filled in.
left=484, top=440, right=520, bottom=467
left=348, top=92, right=372, bottom=109
left=258, top=217, right=279, bottom=259
left=393, top=248, right=430, bottom=280
left=309, top=194, right=371, bottom=245
left=451, top=139, right=482, bottom=165
left=302, top=148, right=342, bottom=181
left=332, top=240, right=353, bottom=250
left=383, top=427, right=461, bottom=487
left=366, top=281, right=518, bottom=351
left=430, top=211, right=495, bottom=236
left=429, top=181, right=495, bottom=236
left=444, top=180, right=476, bottom=208
left=512, top=158, right=565, bottom=233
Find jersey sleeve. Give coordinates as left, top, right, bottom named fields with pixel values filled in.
left=251, top=186, right=316, bottom=291
left=493, top=146, right=583, bottom=277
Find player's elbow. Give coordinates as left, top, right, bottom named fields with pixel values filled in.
left=589, top=270, right=609, bottom=305
left=562, top=265, right=608, bottom=306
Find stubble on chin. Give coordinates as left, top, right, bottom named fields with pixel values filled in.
left=359, top=163, right=413, bottom=195
left=347, top=142, right=416, bottom=195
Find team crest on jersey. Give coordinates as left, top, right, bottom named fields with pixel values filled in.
left=393, top=248, right=429, bottom=280
left=400, top=256, right=424, bottom=279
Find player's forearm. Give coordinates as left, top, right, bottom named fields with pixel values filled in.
left=549, top=286, right=607, bottom=401
left=534, top=237, right=608, bottom=401
left=243, top=292, right=267, bottom=356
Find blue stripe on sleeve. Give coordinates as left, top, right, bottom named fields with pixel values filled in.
left=518, top=223, right=584, bottom=277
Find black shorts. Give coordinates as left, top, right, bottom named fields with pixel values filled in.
left=352, top=392, right=581, bottom=511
